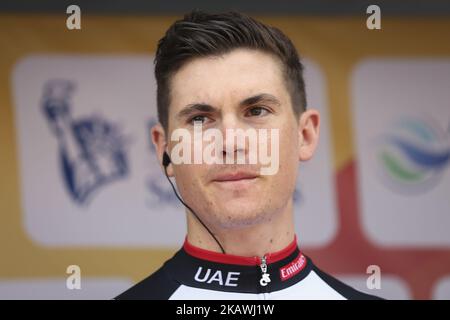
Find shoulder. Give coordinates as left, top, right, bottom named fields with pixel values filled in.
left=309, top=260, right=383, bottom=300
left=115, top=263, right=180, bottom=300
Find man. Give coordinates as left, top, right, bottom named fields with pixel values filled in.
left=116, top=10, right=380, bottom=300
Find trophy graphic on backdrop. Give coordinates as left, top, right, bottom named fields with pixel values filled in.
left=42, top=79, right=129, bottom=205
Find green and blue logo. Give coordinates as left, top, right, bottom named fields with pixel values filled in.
left=376, top=117, right=450, bottom=193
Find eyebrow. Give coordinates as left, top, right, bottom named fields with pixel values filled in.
left=239, top=93, right=281, bottom=108
left=176, top=93, right=281, bottom=120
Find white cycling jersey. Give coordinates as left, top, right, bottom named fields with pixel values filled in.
left=116, top=236, right=381, bottom=300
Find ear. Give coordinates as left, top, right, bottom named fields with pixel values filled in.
left=150, top=122, right=174, bottom=177
left=298, top=109, right=320, bottom=161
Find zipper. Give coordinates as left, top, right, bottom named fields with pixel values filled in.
left=259, top=255, right=271, bottom=287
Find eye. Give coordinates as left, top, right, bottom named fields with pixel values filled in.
left=245, top=106, right=270, bottom=117
left=188, top=114, right=209, bottom=125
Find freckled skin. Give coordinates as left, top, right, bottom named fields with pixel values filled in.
left=163, top=49, right=300, bottom=231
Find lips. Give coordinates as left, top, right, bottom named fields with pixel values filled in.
left=213, top=171, right=259, bottom=182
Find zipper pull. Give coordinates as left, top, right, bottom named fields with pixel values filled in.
left=259, top=256, right=271, bottom=287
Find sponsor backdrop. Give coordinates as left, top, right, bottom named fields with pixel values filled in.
left=0, top=14, right=449, bottom=299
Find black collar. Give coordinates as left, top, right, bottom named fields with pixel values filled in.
left=164, top=237, right=313, bottom=293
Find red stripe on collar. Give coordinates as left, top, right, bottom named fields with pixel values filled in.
left=183, top=235, right=298, bottom=266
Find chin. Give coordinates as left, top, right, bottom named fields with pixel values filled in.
left=211, top=202, right=272, bottom=229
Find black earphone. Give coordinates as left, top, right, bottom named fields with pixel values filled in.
left=162, top=151, right=171, bottom=168
left=162, top=151, right=226, bottom=254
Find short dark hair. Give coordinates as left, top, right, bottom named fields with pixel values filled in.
left=154, top=10, right=307, bottom=131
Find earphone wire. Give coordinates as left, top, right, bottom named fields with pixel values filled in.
left=163, top=165, right=226, bottom=254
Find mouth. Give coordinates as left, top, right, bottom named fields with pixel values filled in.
left=212, top=172, right=259, bottom=190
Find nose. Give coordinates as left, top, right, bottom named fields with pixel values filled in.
left=219, top=113, right=248, bottom=163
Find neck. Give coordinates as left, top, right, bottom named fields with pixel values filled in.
left=186, top=198, right=295, bottom=257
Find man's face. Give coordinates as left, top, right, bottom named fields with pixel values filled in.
left=164, top=48, right=303, bottom=229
